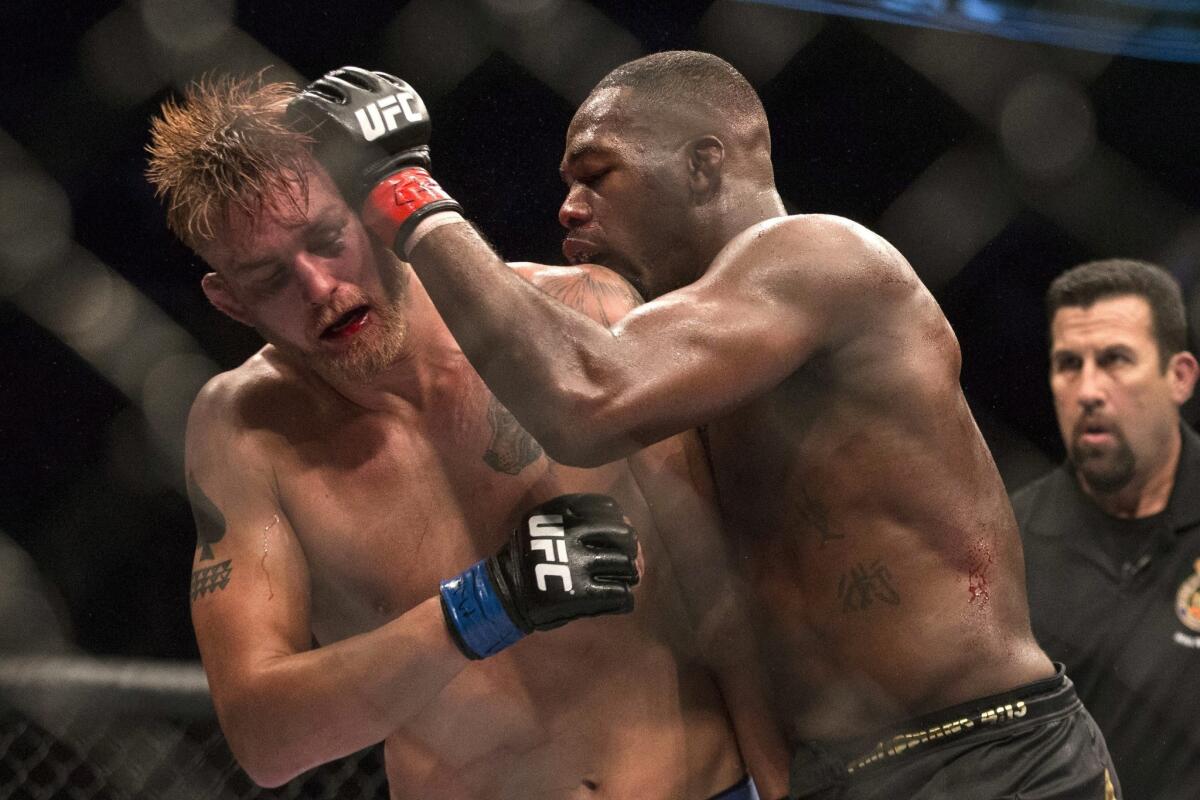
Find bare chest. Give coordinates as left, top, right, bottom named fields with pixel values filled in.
left=273, top=392, right=562, bottom=643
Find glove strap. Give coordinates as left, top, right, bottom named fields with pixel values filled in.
left=362, top=167, right=463, bottom=254
left=439, top=560, right=525, bottom=660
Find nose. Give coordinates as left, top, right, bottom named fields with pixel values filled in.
left=558, top=184, right=592, bottom=230
left=294, top=253, right=339, bottom=306
left=1076, top=359, right=1106, bottom=413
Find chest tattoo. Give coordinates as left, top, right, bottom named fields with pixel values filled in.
left=482, top=394, right=543, bottom=475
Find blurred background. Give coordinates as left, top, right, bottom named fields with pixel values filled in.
left=1, top=0, right=1198, bottom=667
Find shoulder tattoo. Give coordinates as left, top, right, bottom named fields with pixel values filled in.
left=537, top=270, right=644, bottom=328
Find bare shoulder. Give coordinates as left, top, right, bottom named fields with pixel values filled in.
left=718, top=214, right=918, bottom=297
left=508, top=261, right=644, bottom=327
left=186, top=347, right=315, bottom=473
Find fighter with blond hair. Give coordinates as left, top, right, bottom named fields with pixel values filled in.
left=288, top=55, right=1122, bottom=799
left=148, top=73, right=787, bottom=799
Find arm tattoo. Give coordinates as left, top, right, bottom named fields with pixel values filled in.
left=483, top=394, right=543, bottom=475
left=837, top=559, right=901, bottom=612
left=191, top=560, right=233, bottom=601
left=537, top=271, right=644, bottom=328
left=187, top=471, right=226, bottom=561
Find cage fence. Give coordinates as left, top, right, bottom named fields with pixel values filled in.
left=0, top=656, right=386, bottom=800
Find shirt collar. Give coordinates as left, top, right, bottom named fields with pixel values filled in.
left=1165, top=422, right=1200, bottom=533
left=1032, top=422, right=1200, bottom=538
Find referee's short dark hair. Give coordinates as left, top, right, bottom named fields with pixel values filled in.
left=1046, top=259, right=1188, bottom=369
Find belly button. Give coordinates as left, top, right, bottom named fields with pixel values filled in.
left=581, top=779, right=599, bottom=791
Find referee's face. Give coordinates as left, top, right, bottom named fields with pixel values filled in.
left=1049, top=294, right=1195, bottom=497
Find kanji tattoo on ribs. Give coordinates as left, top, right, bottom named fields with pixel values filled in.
left=838, top=559, right=901, bottom=612
left=795, top=483, right=845, bottom=548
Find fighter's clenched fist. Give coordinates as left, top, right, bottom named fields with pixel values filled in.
left=286, top=66, right=461, bottom=252
left=440, top=494, right=640, bottom=660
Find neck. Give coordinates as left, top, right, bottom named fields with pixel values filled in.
left=703, top=182, right=786, bottom=256
left=319, top=270, right=468, bottom=414
left=1081, top=426, right=1182, bottom=519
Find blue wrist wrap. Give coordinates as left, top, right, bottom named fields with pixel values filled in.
left=439, top=560, right=525, bottom=659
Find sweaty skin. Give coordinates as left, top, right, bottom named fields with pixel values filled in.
left=185, top=166, right=779, bottom=799
left=398, top=86, right=1053, bottom=745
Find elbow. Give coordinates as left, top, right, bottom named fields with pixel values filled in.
left=225, top=725, right=303, bottom=788
left=242, top=765, right=293, bottom=791
left=538, top=434, right=620, bottom=468
left=223, top=719, right=301, bottom=788
left=216, top=694, right=308, bottom=788
left=533, top=395, right=636, bottom=468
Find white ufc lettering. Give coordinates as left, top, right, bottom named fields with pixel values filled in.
left=528, top=513, right=573, bottom=592
left=354, top=91, right=423, bottom=142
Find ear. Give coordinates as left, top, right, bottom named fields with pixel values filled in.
left=201, top=272, right=254, bottom=327
left=686, top=135, right=724, bottom=200
left=1167, top=350, right=1199, bottom=405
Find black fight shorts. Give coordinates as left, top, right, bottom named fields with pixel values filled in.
left=788, top=665, right=1119, bottom=799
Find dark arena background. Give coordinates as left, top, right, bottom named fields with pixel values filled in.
left=1, top=1, right=1198, bottom=797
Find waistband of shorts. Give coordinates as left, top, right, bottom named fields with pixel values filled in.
left=831, top=663, right=1077, bottom=776
left=707, top=774, right=756, bottom=800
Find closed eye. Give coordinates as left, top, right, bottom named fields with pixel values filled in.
left=1097, top=349, right=1133, bottom=368
left=311, top=235, right=345, bottom=257
left=580, top=168, right=609, bottom=187
left=1052, top=353, right=1081, bottom=373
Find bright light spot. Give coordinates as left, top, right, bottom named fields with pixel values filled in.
left=999, top=73, right=1096, bottom=183
left=142, top=352, right=217, bottom=447
left=80, top=5, right=162, bottom=107
left=480, top=0, right=563, bottom=17
left=699, top=0, right=823, bottom=87
left=140, top=0, right=235, bottom=52
left=0, top=170, right=71, bottom=296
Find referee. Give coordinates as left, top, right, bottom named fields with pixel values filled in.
left=1013, top=258, right=1200, bottom=800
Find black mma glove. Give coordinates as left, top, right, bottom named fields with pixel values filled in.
left=286, top=66, right=462, bottom=252
left=439, top=494, right=640, bottom=660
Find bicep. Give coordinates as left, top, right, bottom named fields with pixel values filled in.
left=186, top=430, right=312, bottom=694
left=603, top=270, right=818, bottom=442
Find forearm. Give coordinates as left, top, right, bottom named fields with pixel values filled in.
left=627, top=435, right=790, bottom=795
left=215, top=596, right=465, bottom=787
left=407, top=219, right=642, bottom=464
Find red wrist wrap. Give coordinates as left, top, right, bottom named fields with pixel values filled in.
left=362, top=167, right=463, bottom=253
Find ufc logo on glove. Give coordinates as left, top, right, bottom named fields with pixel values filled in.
left=528, top=514, right=573, bottom=591
left=355, top=92, right=423, bottom=141
left=433, top=492, right=636, bottom=659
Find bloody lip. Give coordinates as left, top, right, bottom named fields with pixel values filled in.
left=321, top=306, right=369, bottom=340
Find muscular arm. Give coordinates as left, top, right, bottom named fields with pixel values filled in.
left=186, top=381, right=467, bottom=787
left=408, top=215, right=873, bottom=466
left=529, top=263, right=790, bottom=795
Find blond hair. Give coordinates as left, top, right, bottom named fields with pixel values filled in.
left=146, top=73, right=313, bottom=250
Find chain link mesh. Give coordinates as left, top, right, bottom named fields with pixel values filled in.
left=1, top=694, right=386, bottom=799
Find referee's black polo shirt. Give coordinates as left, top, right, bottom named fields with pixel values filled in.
left=1012, top=423, right=1200, bottom=800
